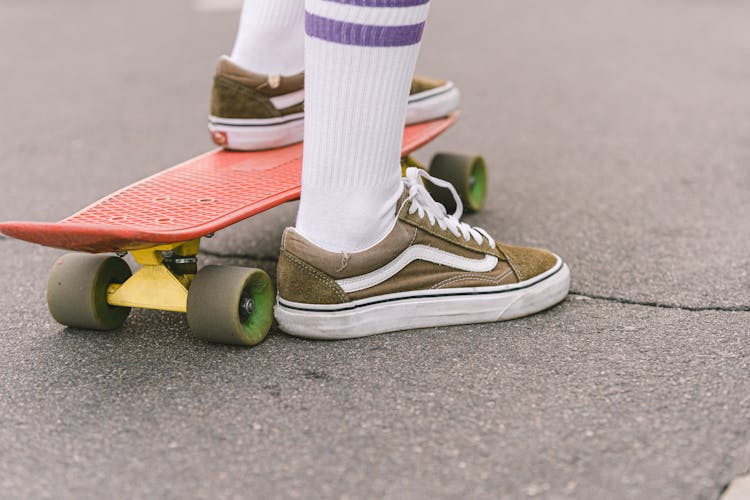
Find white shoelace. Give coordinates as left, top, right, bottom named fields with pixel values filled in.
left=402, top=167, right=495, bottom=248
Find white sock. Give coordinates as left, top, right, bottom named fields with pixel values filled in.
left=295, top=0, right=431, bottom=253
left=229, top=0, right=305, bottom=76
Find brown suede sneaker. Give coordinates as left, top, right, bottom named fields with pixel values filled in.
left=274, top=168, right=570, bottom=339
left=208, top=56, right=461, bottom=151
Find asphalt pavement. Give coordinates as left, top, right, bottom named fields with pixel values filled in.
left=0, top=1, right=748, bottom=499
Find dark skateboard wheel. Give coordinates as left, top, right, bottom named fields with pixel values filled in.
left=47, top=254, right=132, bottom=330
left=187, top=266, right=274, bottom=346
left=427, top=153, right=487, bottom=214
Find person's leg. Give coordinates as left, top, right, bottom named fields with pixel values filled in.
left=295, top=0, right=431, bottom=252
left=229, top=0, right=305, bottom=76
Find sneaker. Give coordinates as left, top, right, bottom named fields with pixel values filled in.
left=274, top=167, right=571, bottom=339
left=208, top=56, right=461, bottom=151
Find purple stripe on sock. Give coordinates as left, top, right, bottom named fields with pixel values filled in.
left=305, top=13, right=425, bottom=47
left=322, top=0, right=429, bottom=6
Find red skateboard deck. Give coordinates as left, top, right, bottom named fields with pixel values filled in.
left=0, top=114, right=457, bottom=253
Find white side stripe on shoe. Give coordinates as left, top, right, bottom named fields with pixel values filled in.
left=336, top=244, right=498, bottom=294
left=270, top=89, right=305, bottom=110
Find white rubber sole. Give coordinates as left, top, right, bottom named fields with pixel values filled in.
left=208, top=112, right=305, bottom=151
left=208, top=82, right=461, bottom=151
left=405, top=82, right=461, bottom=125
left=275, top=258, right=571, bottom=340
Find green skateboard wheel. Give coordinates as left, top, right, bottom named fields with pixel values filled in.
left=186, top=265, right=274, bottom=346
left=47, top=254, right=132, bottom=330
left=428, top=153, right=488, bottom=214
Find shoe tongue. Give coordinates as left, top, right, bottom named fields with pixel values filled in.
left=395, top=186, right=411, bottom=216
left=217, top=56, right=287, bottom=90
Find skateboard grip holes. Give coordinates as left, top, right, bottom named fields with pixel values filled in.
left=28, top=116, right=456, bottom=250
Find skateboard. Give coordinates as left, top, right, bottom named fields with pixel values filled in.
left=0, top=113, right=488, bottom=346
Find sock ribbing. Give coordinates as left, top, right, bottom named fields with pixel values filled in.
left=230, top=0, right=305, bottom=76
left=295, top=0, right=430, bottom=252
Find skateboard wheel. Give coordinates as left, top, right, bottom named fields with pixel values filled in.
left=187, top=266, right=274, bottom=346
left=47, top=254, right=132, bottom=331
left=427, top=153, right=487, bottom=214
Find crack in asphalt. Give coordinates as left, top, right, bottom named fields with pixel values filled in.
left=199, top=251, right=750, bottom=313
left=569, top=292, right=750, bottom=313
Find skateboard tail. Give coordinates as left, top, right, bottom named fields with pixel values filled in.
left=401, top=112, right=458, bottom=154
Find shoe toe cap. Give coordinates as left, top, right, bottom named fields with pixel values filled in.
left=497, top=243, right=560, bottom=282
